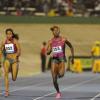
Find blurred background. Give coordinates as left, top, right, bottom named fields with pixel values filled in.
left=0, top=0, right=100, bottom=17
left=0, top=0, right=100, bottom=76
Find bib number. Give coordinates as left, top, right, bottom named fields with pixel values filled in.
left=5, top=44, right=14, bottom=53
left=52, top=46, right=62, bottom=53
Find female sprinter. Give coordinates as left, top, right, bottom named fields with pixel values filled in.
left=1, top=28, right=21, bottom=97
left=47, top=26, right=74, bottom=98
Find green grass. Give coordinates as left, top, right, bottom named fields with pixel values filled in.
left=0, top=16, right=100, bottom=24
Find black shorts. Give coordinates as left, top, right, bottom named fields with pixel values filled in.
left=52, top=57, right=67, bottom=63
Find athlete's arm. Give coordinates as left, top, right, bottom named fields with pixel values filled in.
left=0, top=42, right=3, bottom=58
left=65, top=38, right=74, bottom=64
left=47, top=40, right=52, bottom=55
left=0, top=41, right=6, bottom=59
left=0, top=42, right=3, bottom=68
left=0, top=41, right=5, bottom=53
left=14, top=39, right=21, bottom=57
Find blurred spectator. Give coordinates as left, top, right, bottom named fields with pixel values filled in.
left=91, top=41, right=100, bottom=57
left=67, top=8, right=74, bottom=16
left=0, top=1, right=2, bottom=10
left=48, top=8, right=57, bottom=16
left=84, top=0, right=95, bottom=9
left=90, top=0, right=100, bottom=16
left=66, top=0, right=73, bottom=10
left=0, top=0, right=100, bottom=16
left=43, top=0, right=50, bottom=16
left=40, top=41, right=47, bottom=72
left=91, top=41, right=100, bottom=73
left=57, top=2, right=66, bottom=16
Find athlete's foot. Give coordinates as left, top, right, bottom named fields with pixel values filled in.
left=56, top=92, right=61, bottom=99
left=5, top=91, right=9, bottom=97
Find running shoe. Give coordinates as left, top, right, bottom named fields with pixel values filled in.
left=56, top=92, right=61, bottom=99
left=5, top=91, right=9, bottom=97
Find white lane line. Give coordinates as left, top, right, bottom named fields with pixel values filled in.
left=32, top=76, right=100, bottom=100
left=0, top=72, right=82, bottom=95
left=0, top=80, right=51, bottom=95
left=90, top=93, right=100, bottom=100
left=0, top=72, right=42, bottom=95
left=0, top=74, right=55, bottom=95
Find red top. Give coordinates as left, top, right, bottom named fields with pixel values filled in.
left=50, top=36, right=65, bottom=58
left=41, top=47, right=46, bottom=55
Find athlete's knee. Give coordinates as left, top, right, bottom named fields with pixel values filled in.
left=12, top=77, right=17, bottom=81
left=12, top=73, right=17, bottom=81
left=12, top=74, right=17, bottom=81
left=12, top=79, right=16, bottom=81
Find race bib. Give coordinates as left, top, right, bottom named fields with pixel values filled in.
left=52, top=46, right=62, bottom=53
left=5, top=44, right=14, bottom=53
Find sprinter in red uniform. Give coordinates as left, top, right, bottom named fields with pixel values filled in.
left=47, top=26, right=74, bottom=98
left=0, top=28, right=21, bottom=97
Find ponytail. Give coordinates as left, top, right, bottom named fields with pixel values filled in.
left=13, top=34, right=19, bottom=40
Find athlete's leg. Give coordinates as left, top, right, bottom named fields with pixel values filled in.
left=58, top=62, right=65, bottom=78
left=51, top=62, right=60, bottom=93
left=3, top=59, right=10, bottom=94
left=11, top=62, right=19, bottom=81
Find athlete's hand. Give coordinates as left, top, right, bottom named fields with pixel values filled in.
left=71, top=58, right=74, bottom=64
left=47, top=50, right=52, bottom=55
